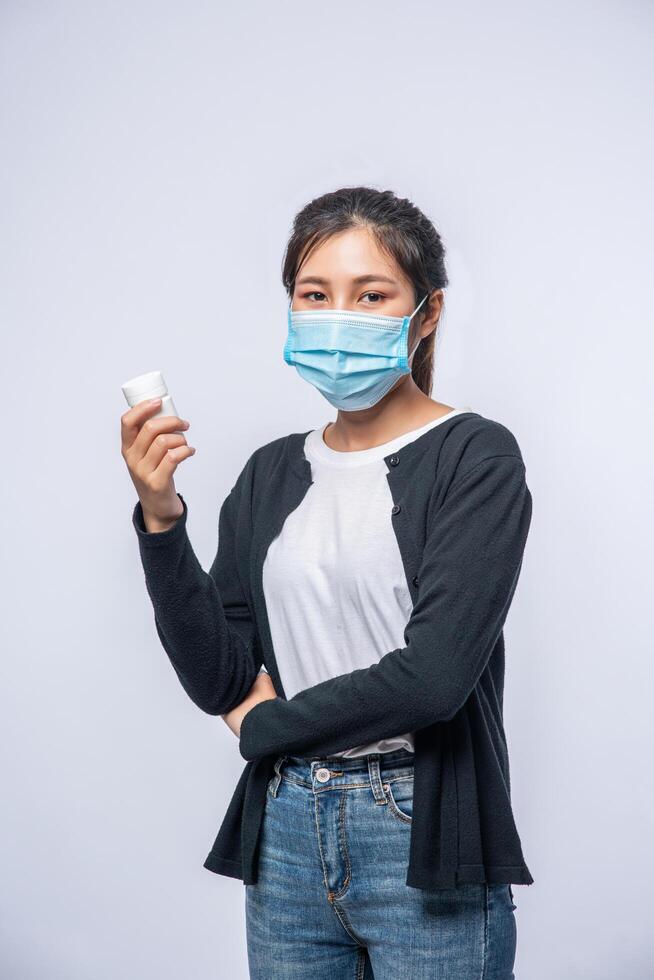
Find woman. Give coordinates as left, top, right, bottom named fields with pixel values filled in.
left=122, top=186, right=533, bottom=979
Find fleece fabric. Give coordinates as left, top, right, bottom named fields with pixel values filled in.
left=132, top=410, right=535, bottom=889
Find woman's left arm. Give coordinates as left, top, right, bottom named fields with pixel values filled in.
left=238, top=452, right=532, bottom=761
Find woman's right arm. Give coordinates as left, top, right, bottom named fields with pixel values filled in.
left=121, top=398, right=265, bottom=716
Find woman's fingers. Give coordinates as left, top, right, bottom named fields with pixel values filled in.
left=121, top=396, right=196, bottom=519
left=128, top=412, right=190, bottom=462
left=120, top=397, right=165, bottom=454
left=139, top=427, right=192, bottom=483
left=122, top=400, right=193, bottom=478
left=253, top=671, right=277, bottom=698
left=145, top=441, right=197, bottom=493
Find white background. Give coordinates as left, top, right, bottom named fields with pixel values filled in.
left=1, top=1, right=652, bottom=977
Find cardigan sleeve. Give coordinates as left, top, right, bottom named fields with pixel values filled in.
left=132, top=477, right=262, bottom=716
left=238, top=452, right=532, bottom=761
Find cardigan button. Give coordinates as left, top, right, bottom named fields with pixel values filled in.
left=412, top=575, right=419, bottom=587
left=391, top=504, right=401, bottom=515
left=388, top=455, right=400, bottom=466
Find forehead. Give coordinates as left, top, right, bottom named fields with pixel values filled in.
left=297, top=227, right=406, bottom=284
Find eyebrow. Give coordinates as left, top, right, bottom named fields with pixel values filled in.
left=296, top=274, right=399, bottom=286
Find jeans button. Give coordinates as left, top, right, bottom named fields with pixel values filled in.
left=315, top=768, right=331, bottom=783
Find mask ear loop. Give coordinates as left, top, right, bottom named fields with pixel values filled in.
left=408, top=336, right=422, bottom=364
left=407, top=293, right=430, bottom=364
left=410, top=292, right=430, bottom=319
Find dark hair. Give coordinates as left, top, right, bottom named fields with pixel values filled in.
left=281, top=186, right=449, bottom=397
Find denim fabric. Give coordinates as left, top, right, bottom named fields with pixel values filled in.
left=245, top=748, right=518, bottom=979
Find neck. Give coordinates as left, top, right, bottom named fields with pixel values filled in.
left=323, top=380, right=455, bottom=452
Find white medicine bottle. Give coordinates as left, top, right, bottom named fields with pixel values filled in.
left=121, top=370, right=185, bottom=436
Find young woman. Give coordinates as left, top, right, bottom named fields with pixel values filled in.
left=122, top=186, right=533, bottom=979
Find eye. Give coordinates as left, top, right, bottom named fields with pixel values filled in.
left=361, top=292, right=384, bottom=303
left=303, top=291, right=327, bottom=302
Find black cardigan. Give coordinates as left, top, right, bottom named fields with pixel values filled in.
left=132, top=410, right=535, bottom=889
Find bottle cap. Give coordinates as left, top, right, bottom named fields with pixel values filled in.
left=121, top=370, right=168, bottom=407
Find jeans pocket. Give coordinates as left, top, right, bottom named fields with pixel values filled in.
left=383, top=775, right=414, bottom=824
left=267, top=756, right=286, bottom=798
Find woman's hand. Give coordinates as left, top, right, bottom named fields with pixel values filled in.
left=121, top=397, right=196, bottom=532
left=221, top=671, right=278, bottom=738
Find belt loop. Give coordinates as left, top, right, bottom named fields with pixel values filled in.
left=269, top=754, right=287, bottom=798
left=367, top=754, right=387, bottom=804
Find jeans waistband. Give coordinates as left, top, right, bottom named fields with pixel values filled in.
left=283, top=747, right=414, bottom=769
left=268, top=747, right=415, bottom=800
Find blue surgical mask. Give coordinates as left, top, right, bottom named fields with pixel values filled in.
left=283, top=293, right=429, bottom=411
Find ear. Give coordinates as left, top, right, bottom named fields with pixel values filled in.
left=419, top=289, right=444, bottom=338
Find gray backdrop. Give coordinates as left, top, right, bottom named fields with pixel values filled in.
left=2, top=1, right=652, bottom=977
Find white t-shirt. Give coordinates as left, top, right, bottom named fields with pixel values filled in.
left=259, top=407, right=474, bottom=757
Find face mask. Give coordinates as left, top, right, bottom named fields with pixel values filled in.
left=283, top=293, right=429, bottom=411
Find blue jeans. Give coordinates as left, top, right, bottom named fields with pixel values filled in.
left=245, top=748, right=518, bottom=979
